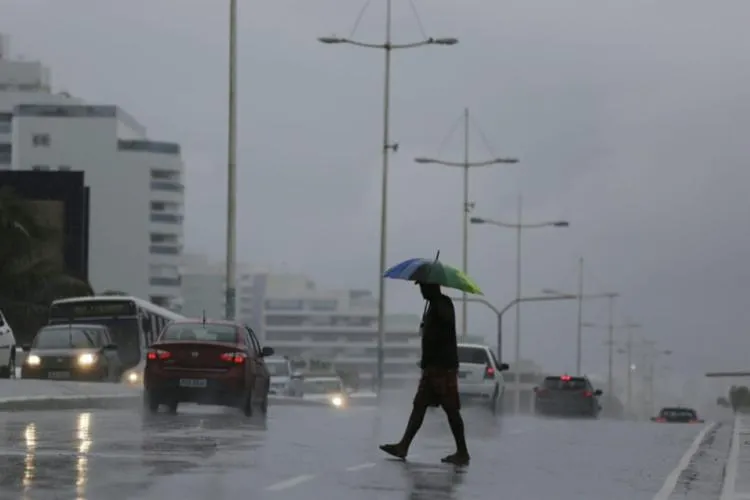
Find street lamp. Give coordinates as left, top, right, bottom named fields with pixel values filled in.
left=319, top=0, right=458, bottom=395
left=470, top=212, right=569, bottom=413
left=595, top=322, right=641, bottom=415
left=225, top=0, right=238, bottom=320
left=414, top=118, right=518, bottom=340
left=542, top=288, right=618, bottom=376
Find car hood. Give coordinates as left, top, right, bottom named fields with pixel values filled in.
left=30, top=348, right=98, bottom=357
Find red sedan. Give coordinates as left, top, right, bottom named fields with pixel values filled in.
left=143, top=319, right=273, bottom=416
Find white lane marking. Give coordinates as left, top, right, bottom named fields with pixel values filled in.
left=265, top=474, right=316, bottom=491
left=652, top=422, right=716, bottom=500
left=721, top=415, right=743, bottom=500
left=346, top=462, right=376, bottom=472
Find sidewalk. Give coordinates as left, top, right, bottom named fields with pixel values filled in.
left=721, top=414, right=750, bottom=500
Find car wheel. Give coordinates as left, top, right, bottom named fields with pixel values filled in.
left=166, top=400, right=179, bottom=415
left=241, top=389, right=253, bottom=417
left=143, top=390, right=160, bottom=413
left=260, top=381, right=269, bottom=414
left=489, top=385, right=500, bottom=415
left=0, top=357, right=13, bottom=379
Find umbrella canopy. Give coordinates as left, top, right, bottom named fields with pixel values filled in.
left=383, top=258, right=483, bottom=295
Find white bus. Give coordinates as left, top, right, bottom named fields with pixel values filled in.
left=48, top=296, right=185, bottom=383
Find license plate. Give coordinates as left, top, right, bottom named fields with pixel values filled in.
left=48, top=371, right=70, bottom=379
left=179, top=378, right=207, bottom=388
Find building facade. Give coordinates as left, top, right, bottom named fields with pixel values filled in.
left=0, top=34, right=185, bottom=309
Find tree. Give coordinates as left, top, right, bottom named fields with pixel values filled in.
left=0, top=187, right=93, bottom=343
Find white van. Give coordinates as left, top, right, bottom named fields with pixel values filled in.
left=0, top=309, right=17, bottom=378
left=265, top=356, right=293, bottom=395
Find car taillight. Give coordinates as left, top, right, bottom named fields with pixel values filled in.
left=560, top=375, right=572, bottom=381
left=220, top=352, right=246, bottom=364
left=583, top=390, right=593, bottom=397
left=655, top=417, right=666, bottom=422
left=484, top=366, right=495, bottom=379
left=535, top=388, right=548, bottom=396
left=147, top=349, right=171, bottom=361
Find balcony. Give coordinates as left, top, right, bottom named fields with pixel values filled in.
left=150, top=245, right=181, bottom=255
left=150, top=213, right=183, bottom=224
left=149, top=277, right=181, bottom=287
left=150, top=181, right=184, bottom=193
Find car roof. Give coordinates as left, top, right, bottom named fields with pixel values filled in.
left=457, top=343, right=489, bottom=350
left=661, top=406, right=696, bottom=411
left=42, top=323, right=106, bottom=330
left=171, top=319, right=241, bottom=327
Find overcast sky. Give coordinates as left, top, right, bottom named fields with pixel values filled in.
left=4, top=0, right=750, bottom=392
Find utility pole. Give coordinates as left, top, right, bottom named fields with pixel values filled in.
left=575, top=257, right=584, bottom=375
left=606, top=294, right=616, bottom=404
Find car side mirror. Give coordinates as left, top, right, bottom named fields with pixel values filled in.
left=103, top=344, right=118, bottom=351
left=532, top=386, right=539, bottom=393
left=594, top=389, right=603, bottom=396
left=21, top=344, right=30, bottom=352
left=261, top=346, right=274, bottom=357
left=499, top=363, right=510, bottom=371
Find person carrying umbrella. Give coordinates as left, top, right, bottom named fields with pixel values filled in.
left=379, top=257, right=482, bottom=466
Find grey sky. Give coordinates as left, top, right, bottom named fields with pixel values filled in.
left=4, top=0, right=750, bottom=387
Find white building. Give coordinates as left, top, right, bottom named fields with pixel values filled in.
left=0, top=34, right=184, bottom=309
left=180, top=258, right=422, bottom=386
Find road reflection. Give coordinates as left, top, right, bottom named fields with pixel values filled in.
left=402, top=461, right=465, bottom=500
left=22, top=422, right=35, bottom=498
left=76, top=413, right=91, bottom=499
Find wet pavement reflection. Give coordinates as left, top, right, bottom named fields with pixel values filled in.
left=0, top=402, right=718, bottom=500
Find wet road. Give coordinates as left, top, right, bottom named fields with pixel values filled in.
left=0, top=402, right=716, bottom=500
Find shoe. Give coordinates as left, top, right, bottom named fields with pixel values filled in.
left=379, top=443, right=407, bottom=460
left=441, top=452, right=470, bottom=466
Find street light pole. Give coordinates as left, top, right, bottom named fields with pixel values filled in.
left=470, top=214, right=569, bottom=412
left=576, top=257, right=584, bottom=375
left=319, top=2, right=458, bottom=394
left=224, top=0, right=238, bottom=321
left=606, top=294, right=615, bottom=402
left=414, top=114, right=518, bottom=339
left=461, top=108, right=470, bottom=340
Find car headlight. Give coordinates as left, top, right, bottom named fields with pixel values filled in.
left=77, top=353, right=96, bottom=366
left=126, top=371, right=139, bottom=383
left=26, top=355, right=41, bottom=367
left=330, top=395, right=344, bottom=408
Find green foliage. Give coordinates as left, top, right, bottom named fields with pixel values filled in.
left=0, top=187, right=93, bottom=342
left=728, top=386, right=750, bottom=413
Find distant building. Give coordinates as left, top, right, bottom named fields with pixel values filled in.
left=180, top=257, right=421, bottom=387
left=0, top=170, right=89, bottom=280
left=0, top=33, right=185, bottom=309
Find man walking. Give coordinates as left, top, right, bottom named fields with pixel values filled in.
left=379, top=282, right=470, bottom=465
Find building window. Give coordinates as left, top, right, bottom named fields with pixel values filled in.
left=151, top=169, right=180, bottom=181
left=308, top=299, right=338, bottom=311
left=32, top=133, right=50, bottom=147
left=151, top=201, right=166, bottom=211
left=150, top=233, right=178, bottom=244
left=31, top=165, right=50, bottom=171
left=59, top=165, right=72, bottom=171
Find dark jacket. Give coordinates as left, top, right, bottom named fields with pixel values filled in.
left=420, top=294, right=459, bottom=370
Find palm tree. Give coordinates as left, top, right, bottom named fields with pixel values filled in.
left=0, top=187, right=93, bottom=344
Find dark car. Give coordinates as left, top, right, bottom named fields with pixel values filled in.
left=652, top=407, right=704, bottom=423
left=143, top=319, right=273, bottom=416
left=534, top=375, right=603, bottom=418
left=21, top=324, right=121, bottom=381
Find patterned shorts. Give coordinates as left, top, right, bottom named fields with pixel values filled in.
left=413, top=368, right=461, bottom=410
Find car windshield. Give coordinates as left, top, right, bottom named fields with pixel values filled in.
left=160, top=323, right=237, bottom=343
left=33, top=326, right=104, bottom=349
left=661, top=409, right=696, bottom=419
left=458, top=347, right=489, bottom=365
left=543, top=377, right=589, bottom=390
left=266, top=360, right=290, bottom=376
left=303, top=379, right=343, bottom=394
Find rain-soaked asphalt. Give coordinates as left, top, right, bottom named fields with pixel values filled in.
left=0, top=399, right=721, bottom=500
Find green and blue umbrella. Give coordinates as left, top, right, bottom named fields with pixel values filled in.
left=383, top=257, right=483, bottom=295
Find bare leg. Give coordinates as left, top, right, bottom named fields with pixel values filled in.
left=379, top=403, right=428, bottom=459
left=441, top=407, right=470, bottom=465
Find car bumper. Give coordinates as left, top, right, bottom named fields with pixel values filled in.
left=21, top=366, right=108, bottom=381
left=536, top=400, right=598, bottom=416
left=459, top=382, right=498, bottom=400
left=145, top=372, right=248, bottom=405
